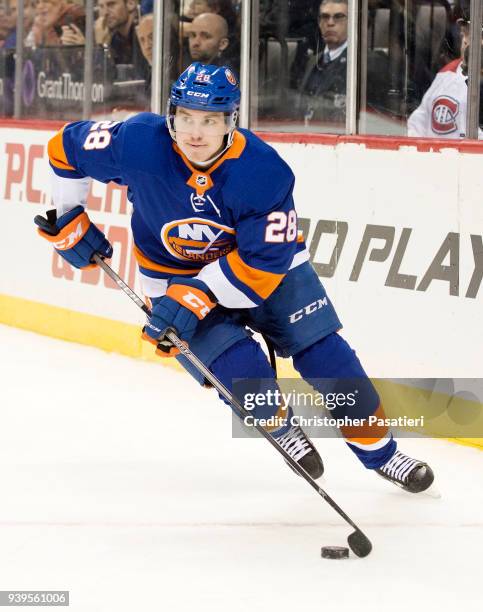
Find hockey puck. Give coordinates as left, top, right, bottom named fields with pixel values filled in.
left=321, top=546, right=349, bottom=559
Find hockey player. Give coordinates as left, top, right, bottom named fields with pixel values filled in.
left=408, top=16, right=483, bottom=139
left=36, top=63, right=434, bottom=493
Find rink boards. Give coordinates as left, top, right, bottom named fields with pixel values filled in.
left=0, top=121, right=482, bottom=447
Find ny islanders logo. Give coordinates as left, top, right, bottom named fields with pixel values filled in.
left=225, top=69, right=237, bottom=86
left=161, top=218, right=236, bottom=263
left=431, top=96, right=459, bottom=134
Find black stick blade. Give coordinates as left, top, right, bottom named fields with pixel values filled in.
left=347, top=530, right=372, bottom=558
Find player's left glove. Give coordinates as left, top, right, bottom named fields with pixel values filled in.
left=142, top=277, right=217, bottom=357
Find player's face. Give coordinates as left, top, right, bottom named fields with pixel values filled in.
left=318, top=2, right=348, bottom=50
left=174, top=107, right=227, bottom=163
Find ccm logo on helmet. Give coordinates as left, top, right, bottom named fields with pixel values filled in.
left=289, top=297, right=328, bottom=323
left=187, top=91, right=209, bottom=98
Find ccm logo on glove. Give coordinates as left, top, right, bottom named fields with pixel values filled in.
left=50, top=213, right=90, bottom=250
left=166, top=285, right=216, bottom=319
left=35, top=206, right=113, bottom=269
left=141, top=278, right=217, bottom=357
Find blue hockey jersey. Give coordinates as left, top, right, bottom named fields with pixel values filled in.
left=48, top=113, right=308, bottom=307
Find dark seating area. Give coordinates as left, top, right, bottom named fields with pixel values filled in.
left=0, top=0, right=479, bottom=136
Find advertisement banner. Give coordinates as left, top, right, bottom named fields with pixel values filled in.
left=0, top=46, right=149, bottom=121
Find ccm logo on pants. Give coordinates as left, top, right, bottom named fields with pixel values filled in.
left=289, top=297, right=328, bottom=323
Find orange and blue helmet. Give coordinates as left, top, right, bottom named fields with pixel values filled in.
left=169, top=62, right=240, bottom=113
left=166, top=63, right=240, bottom=148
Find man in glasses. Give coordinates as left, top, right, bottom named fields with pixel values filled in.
left=299, top=0, right=348, bottom=126
left=318, top=0, right=348, bottom=54
left=298, top=0, right=390, bottom=128
left=408, top=13, right=483, bottom=139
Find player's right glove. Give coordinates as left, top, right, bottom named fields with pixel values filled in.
left=35, top=206, right=113, bottom=269
left=142, top=277, right=217, bottom=357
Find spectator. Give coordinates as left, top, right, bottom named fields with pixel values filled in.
left=102, top=0, right=141, bottom=65
left=132, top=10, right=152, bottom=107
left=298, top=0, right=349, bottom=124
left=91, top=0, right=150, bottom=85
left=407, top=15, right=482, bottom=139
left=27, top=0, right=85, bottom=47
left=186, top=12, right=238, bottom=74
left=57, top=0, right=112, bottom=46
left=135, top=10, right=153, bottom=65
left=260, top=0, right=320, bottom=88
left=186, top=0, right=237, bottom=33
left=137, top=9, right=233, bottom=93
left=0, top=6, right=5, bottom=43
left=181, top=0, right=237, bottom=42
left=0, top=0, right=21, bottom=48
left=0, top=4, right=8, bottom=47
left=137, top=2, right=181, bottom=82
left=298, top=0, right=389, bottom=126
left=93, top=0, right=112, bottom=45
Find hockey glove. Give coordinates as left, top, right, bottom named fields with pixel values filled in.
left=35, top=206, right=113, bottom=269
left=142, top=277, right=217, bottom=357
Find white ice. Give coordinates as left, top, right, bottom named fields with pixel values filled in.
left=0, top=323, right=482, bottom=611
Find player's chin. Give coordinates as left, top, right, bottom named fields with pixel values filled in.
left=182, top=144, right=210, bottom=161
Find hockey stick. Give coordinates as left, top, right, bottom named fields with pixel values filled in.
left=93, top=254, right=373, bottom=558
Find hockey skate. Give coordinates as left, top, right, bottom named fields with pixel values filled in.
left=276, top=425, right=324, bottom=480
left=376, top=450, right=434, bottom=493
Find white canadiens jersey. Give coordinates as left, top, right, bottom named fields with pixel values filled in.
left=408, top=59, right=483, bottom=139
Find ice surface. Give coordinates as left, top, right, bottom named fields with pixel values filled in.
left=0, top=324, right=482, bottom=611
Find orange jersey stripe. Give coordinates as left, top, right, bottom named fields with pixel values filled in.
left=226, top=249, right=284, bottom=299
left=133, top=244, right=202, bottom=275
left=48, top=125, right=76, bottom=171
left=340, top=404, right=389, bottom=444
